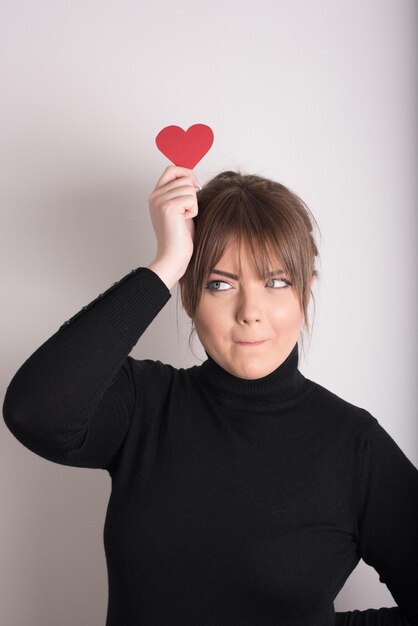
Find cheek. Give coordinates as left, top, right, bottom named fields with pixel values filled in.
left=194, top=305, right=215, bottom=334
left=194, top=302, right=227, bottom=337
left=271, top=301, right=303, bottom=325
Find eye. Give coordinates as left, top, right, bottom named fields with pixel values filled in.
left=205, top=280, right=231, bottom=291
left=267, top=278, right=292, bottom=289
left=205, top=278, right=292, bottom=291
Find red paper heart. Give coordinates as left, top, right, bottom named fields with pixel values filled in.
left=155, top=123, right=214, bottom=169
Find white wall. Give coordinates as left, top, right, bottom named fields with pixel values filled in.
left=1, top=1, right=417, bottom=624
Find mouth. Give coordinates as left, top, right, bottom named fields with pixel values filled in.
left=235, top=340, right=267, bottom=346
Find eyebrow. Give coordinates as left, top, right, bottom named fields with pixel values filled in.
left=210, top=268, right=286, bottom=280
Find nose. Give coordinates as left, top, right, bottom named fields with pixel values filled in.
left=236, top=291, right=263, bottom=324
left=242, top=315, right=260, bottom=324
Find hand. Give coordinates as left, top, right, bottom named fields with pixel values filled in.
left=147, top=165, right=200, bottom=280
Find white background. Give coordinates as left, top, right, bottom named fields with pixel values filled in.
left=1, top=1, right=417, bottom=624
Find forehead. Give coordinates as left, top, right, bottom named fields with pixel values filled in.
left=214, top=240, right=283, bottom=270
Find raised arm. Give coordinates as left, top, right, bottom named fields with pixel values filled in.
left=2, top=266, right=172, bottom=470
left=2, top=164, right=201, bottom=472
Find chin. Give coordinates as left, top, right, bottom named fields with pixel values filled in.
left=231, top=362, right=269, bottom=379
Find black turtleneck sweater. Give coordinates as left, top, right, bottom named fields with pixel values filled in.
left=2, top=266, right=418, bottom=626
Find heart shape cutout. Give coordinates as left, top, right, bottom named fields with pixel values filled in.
left=155, top=123, right=214, bottom=169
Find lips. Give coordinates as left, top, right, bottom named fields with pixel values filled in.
left=235, top=338, right=266, bottom=343
left=235, top=340, right=266, bottom=345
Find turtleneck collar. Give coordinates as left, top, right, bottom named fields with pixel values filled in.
left=197, top=341, right=308, bottom=412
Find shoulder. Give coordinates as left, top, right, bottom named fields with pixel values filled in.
left=129, top=356, right=176, bottom=376
left=305, top=378, right=378, bottom=436
left=127, top=356, right=199, bottom=394
left=302, top=380, right=418, bottom=472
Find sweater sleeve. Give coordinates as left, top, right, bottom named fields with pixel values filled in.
left=335, top=416, right=418, bottom=626
left=2, top=266, right=172, bottom=471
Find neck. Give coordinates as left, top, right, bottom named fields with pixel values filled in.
left=198, top=341, right=308, bottom=414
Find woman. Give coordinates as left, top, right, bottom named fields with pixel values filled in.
left=3, top=165, right=418, bottom=625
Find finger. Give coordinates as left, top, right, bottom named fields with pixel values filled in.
left=168, top=194, right=198, bottom=217
left=153, top=180, right=199, bottom=198
left=158, top=183, right=199, bottom=198
left=154, top=165, right=199, bottom=190
left=156, top=187, right=197, bottom=208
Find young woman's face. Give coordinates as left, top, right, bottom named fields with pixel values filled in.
left=189, top=243, right=313, bottom=380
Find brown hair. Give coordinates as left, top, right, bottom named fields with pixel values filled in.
left=177, top=170, right=321, bottom=362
